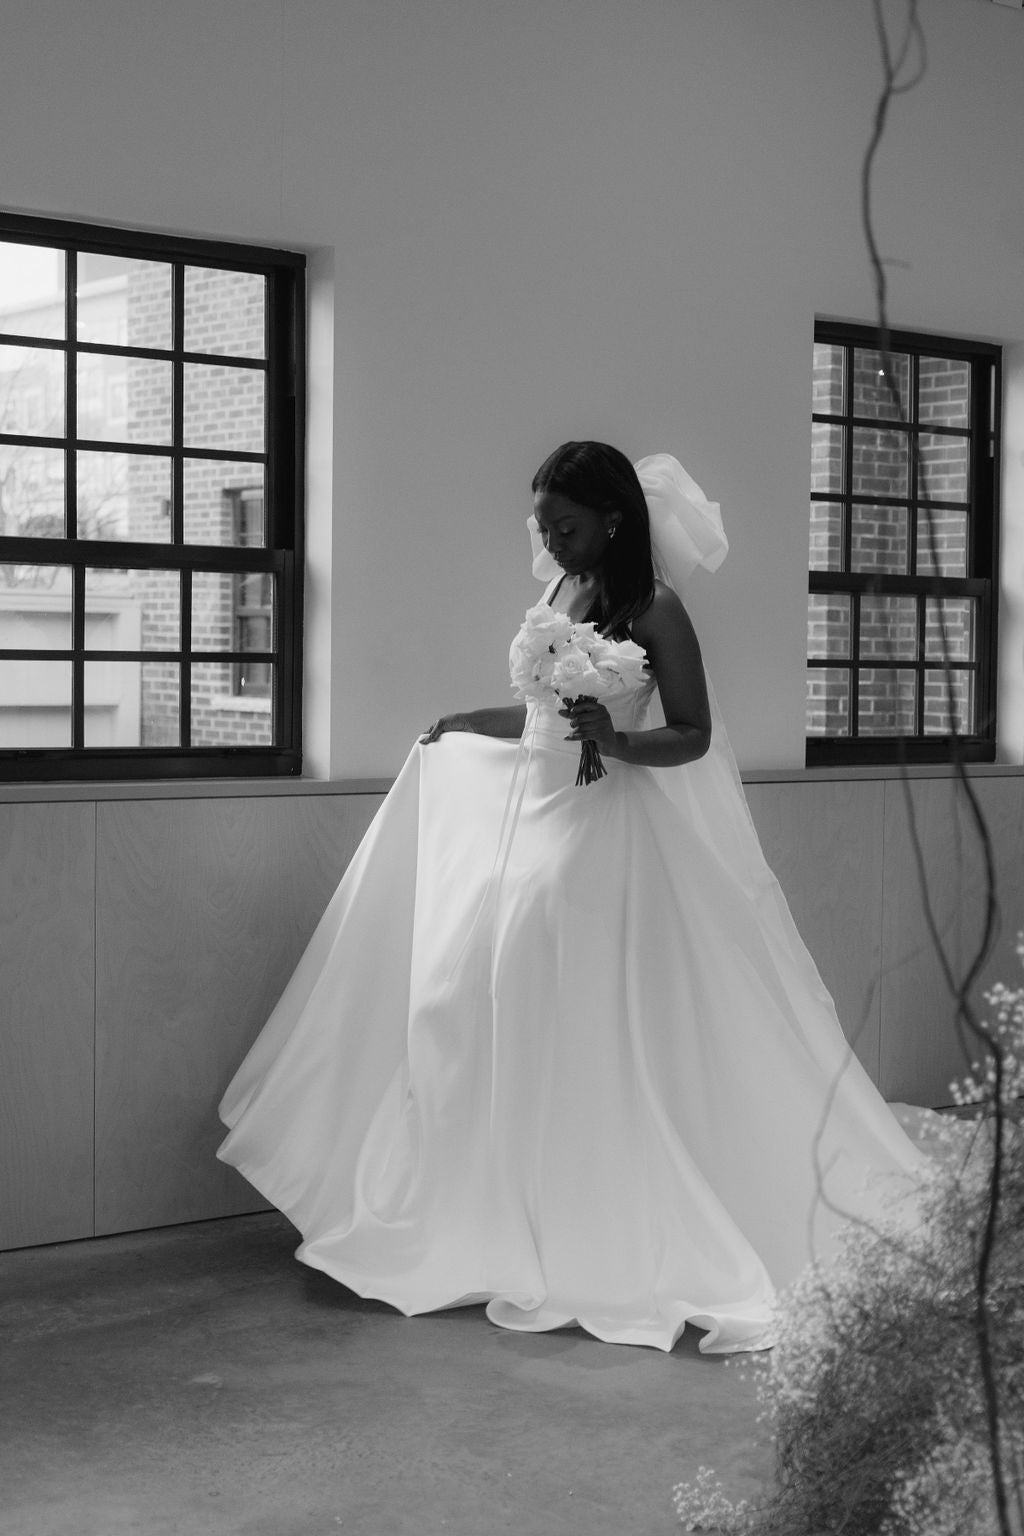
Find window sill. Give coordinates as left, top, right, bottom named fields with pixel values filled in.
left=0, top=759, right=1022, bottom=804
left=0, top=776, right=392, bottom=804
left=744, top=760, right=1024, bottom=784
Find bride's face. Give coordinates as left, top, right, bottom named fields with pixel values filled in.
left=533, top=491, right=617, bottom=580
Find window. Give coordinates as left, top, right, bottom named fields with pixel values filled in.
left=0, top=211, right=304, bottom=780
left=807, top=321, right=999, bottom=766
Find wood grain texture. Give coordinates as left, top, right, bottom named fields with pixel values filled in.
left=880, top=776, right=1024, bottom=1105
left=745, top=780, right=885, bottom=1083
left=94, top=792, right=384, bottom=1235
left=0, top=803, right=95, bottom=1249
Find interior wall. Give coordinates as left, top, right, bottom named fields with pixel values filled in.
left=1, top=0, right=1023, bottom=777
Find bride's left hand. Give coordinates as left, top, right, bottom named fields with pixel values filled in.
left=559, top=698, right=620, bottom=754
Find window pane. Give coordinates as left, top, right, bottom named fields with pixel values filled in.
left=918, top=433, right=968, bottom=503
left=918, top=356, right=970, bottom=428
left=237, top=612, right=272, bottom=650
left=860, top=594, right=917, bottom=661
left=182, top=461, right=265, bottom=546
left=812, top=343, right=845, bottom=415
left=916, top=508, right=967, bottom=577
left=84, top=659, right=180, bottom=746
left=807, top=593, right=850, bottom=659
left=858, top=668, right=916, bottom=735
left=140, top=663, right=180, bottom=747
left=192, top=568, right=274, bottom=659
left=809, top=500, right=842, bottom=571
left=850, top=502, right=909, bottom=574
left=852, top=348, right=910, bottom=421
left=0, top=343, right=65, bottom=437
left=0, top=658, right=71, bottom=746
left=191, top=660, right=274, bottom=745
left=84, top=567, right=180, bottom=651
left=78, top=450, right=172, bottom=542
left=923, top=670, right=974, bottom=735
left=191, top=569, right=235, bottom=652
left=806, top=667, right=849, bottom=736
left=851, top=427, right=909, bottom=499
left=77, top=256, right=171, bottom=350
left=79, top=355, right=172, bottom=446
left=810, top=421, right=844, bottom=495
left=0, top=565, right=72, bottom=647
left=0, top=558, right=70, bottom=597
left=183, top=364, right=264, bottom=453
left=184, top=268, right=265, bottom=359
left=0, top=244, right=65, bottom=338
left=924, top=597, right=975, bottom=664
left=0, top=444, right=65, bottom=536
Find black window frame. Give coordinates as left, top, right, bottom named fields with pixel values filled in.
left=807, top=320, right=1000, bottom=768
left=0, top=210, right=305, bottom=782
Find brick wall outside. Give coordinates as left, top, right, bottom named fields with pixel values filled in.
left=126, top=263, right=269, bottom=747
left=808, top=344, right=973, bottom=738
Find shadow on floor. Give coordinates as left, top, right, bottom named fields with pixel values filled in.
left=0, top=1213, right=771, bottom=1536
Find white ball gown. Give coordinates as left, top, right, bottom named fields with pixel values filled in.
left=218, top=459, right=927, bottom=1355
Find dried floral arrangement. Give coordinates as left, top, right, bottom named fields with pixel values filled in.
left=672, top=964, right=1024, bottom=1534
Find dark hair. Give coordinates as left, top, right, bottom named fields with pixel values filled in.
left=532, top=441, right=654, bottom=638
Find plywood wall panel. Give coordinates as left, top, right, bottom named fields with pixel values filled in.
left=0, top=803, right=95, bottom=1249
left=880, top=777, right=1024, bottom=1106
left=745, top=780, right=885, bottom=1083
left=94, top=793, right=384, bottom=1236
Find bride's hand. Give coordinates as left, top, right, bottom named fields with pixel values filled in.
left=420, top=714, right=475, bottom=744
left=559, top=698, right=620, bottom=754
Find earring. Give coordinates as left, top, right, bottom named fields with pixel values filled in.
left=608, top=524, right=618, bottom=540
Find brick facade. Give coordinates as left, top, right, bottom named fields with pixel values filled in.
left=808, top=343, right=973, bottom=738
left=126, top=262, right=269, bottom=747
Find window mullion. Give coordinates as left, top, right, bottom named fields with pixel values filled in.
left=71, top=560, right=85, bottom=749
left=181, top=568, right=192, bottom=751
left=842, top=344, right=853, bottom=574
left=66, top=251, right=78, bottom=540
left=171, top=263, right=185, bottom=547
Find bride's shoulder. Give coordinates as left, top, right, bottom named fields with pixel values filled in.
left=630, top=582, right=702, bottom=666
left=633, top=580, right=689, bottom=633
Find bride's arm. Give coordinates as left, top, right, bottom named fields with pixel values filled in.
left=563, top=585, right=711, bottom=768
left=420, top=705, right=527, bottom=744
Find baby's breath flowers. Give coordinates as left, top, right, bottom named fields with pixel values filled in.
left=671, top=942, right=1024, bottom=1535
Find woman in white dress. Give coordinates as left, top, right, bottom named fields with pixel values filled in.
left=218, top=441, right=926, bottom=1354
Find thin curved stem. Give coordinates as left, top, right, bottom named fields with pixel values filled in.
left=861, top=5, right=1011, bottom=1530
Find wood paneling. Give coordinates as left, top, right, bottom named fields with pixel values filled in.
left=93, top=793, right=384, bottom=1235
left=0, top=803, right=95, bottom=1249
left=880, top=776, right=1024, bottom=1105
left=3, top=771, right=1019, bottom=1252
left=746, top=780, right=885, bottom=1082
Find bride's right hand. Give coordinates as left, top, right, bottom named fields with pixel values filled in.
left=419, top=714, right=475, bottom=744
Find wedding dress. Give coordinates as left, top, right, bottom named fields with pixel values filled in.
left=217, top=457, right=927, bottom=1354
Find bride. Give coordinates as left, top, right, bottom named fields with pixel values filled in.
left=218, top=440, right=927, bottom=1354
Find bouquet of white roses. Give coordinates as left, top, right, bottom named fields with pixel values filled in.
left=508, top=602, right=648, bottom=785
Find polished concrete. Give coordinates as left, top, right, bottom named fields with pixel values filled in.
left=0, top=1212, right=769, bottom=1536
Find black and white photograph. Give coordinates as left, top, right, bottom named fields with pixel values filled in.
left=1, top=3, right=1022, bottom=1533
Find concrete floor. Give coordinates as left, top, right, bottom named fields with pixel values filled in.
left=0, top=1212, right=771, bottom=1536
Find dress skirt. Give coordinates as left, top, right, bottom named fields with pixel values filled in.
left=218, top=706, right=926, bottom=1353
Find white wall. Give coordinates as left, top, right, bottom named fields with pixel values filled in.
left=2, top=0, right=1022, bottom=775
